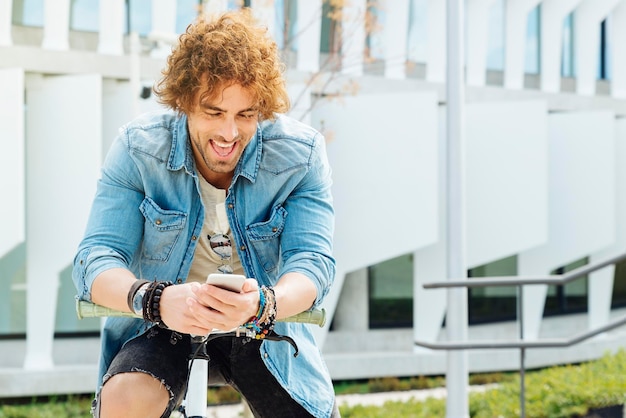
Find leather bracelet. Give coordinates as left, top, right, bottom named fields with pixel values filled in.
left=127, top=279, right=150, bottom=312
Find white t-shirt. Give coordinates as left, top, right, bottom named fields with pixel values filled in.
left=187, top=175, right=244, bottom=283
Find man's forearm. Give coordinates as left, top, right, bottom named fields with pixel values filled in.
left=91, top=268, right=140, bottom=313
left=273, top=271, right=317, bottom=319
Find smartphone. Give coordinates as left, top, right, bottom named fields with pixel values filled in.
left=206, top=273, right=246, bottom=292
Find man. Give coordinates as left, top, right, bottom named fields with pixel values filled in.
left=72, top=8, right=338, bottom=418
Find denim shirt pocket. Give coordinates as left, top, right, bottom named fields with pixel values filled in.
left=139, top=197, right=187, bottom=261
left=246, top=205, right=287, bottom=274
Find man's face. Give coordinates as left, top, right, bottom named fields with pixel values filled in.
left=187, top=82, right=259, bottom=189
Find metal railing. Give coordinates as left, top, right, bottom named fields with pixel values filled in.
left=414, top=251, right=626, bottom=417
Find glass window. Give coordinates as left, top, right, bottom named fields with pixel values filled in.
left=366, top=2, right=384, bottom=61
left=70, top=0, right=99, bottom=32
left=612, top=258, right=626, bottom=308
left=544, top=257, right=588, bottom=316
left=274, top=0, right=299, bottom=51
left=561, top=12, right=575, bottom=77
left=127, top=0, right=152, bottom=36
left=468, top=255, right=518, bottom=324
left=368, top=254, right=413, bottom=329
left=320, top=0, right=340, bottom=54
left=525, top=5, right=540, bottom=74
left=407, top=0, right=427, bottom=64
left=12, top=0, right=44, bottom=27
left=598, top=18, right=610, bottom=80
left=176, top=0, right=201, bottom=34
left=486, top=0, right=505, bottom=71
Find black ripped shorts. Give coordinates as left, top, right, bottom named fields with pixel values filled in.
left=93, top=326, right=337, bottom=418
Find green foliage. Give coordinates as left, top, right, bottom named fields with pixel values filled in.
left=468, top=349, right=626, bottom=418
left=4, top=350, right=626, bottom=417
left=339, top=349, right=626, bottom=418
left=368, top=375, right=446, bottom=393
left=340, top=398, right=447, bottom=418
left=206, top=385, right=241, bottom=405
left=0, top=395, right=92, bottom=418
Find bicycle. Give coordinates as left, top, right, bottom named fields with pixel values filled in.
left=76, top=299, right=326, bottom=418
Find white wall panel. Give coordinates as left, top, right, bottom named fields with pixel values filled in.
left=287, top=82, right=313, bottom=126
left=0, top=68, right=25, bottom=257
left=414, top=106, right=448, bottom=349
left=545, top=110, right=616, bottom=263
left=466, top=0, right=498, bottom=86
left=103, top=79, right=164, bottom=159
left=295, top=0, right=322, bottom=72
left=102, top=79, right=133, bottom=160
left=465, top=100, right=549, bottom=268
left=24, top=74, right=102, bottom=369
left=340, top=0, right=366, bottom=76
left=519, top=109, right=616, bottom=339
left=0, top=0, right=12, bottom=46
left=588, top=117, right=626, bottom=330
left=311, top=91, right=439, bottom=273
left=311, top=90, right=439, bottom=345
left=383, top=0, right=410, bottom=79
left=41, top=0, right=70, bottom=50
left=520, top=110, right=617, bottom=266
left=426, top=0, right=446, bottom=82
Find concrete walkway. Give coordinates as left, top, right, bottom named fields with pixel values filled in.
left=201, top=385, right=496, bottom=418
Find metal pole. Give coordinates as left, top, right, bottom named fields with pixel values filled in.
left=445, top=0, right=468, bottom=417
left=518, top=285, right=526, bottom=417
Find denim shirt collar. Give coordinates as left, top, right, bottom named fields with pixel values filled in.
left=170, top=113, right=263, bottom=184
left=169, top=113, right=195, bottom=175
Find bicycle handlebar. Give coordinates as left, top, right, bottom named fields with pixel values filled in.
left=75, top=300, right=326, bottom=327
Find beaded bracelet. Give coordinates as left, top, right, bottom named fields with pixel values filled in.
left=142, top=281, right=173, bottom=328
left=243, top=285, right=276, bottom=339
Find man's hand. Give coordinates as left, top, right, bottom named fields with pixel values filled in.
left=159, top=278, right=260, bottom=334
left=157, top=282, right=213, bottom=335
left=187, top=278, right=260, bottom=332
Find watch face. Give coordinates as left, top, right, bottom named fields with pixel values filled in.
left=133, top=288, right=146, bottom=315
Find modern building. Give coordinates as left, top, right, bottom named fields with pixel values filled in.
left=2, top=0, right=626, bottom=402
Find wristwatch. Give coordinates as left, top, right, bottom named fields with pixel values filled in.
left=132, top=284, right=149, bottom=316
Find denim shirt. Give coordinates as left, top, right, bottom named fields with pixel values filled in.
left=72, top=111, right=336, bottom=417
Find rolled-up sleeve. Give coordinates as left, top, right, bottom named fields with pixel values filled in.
left=281, top=133, right=335, bottom=307
left=72, top=133, right=145, bottom=301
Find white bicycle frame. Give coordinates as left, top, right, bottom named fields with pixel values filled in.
left=76, top=300, right=326, bottom=418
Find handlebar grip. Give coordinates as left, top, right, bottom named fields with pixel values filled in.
left=280, top=308, right=326, bottom=327
left=76, top=300, right=140, bottom=320
left=76, top=299, right=326, bottom=327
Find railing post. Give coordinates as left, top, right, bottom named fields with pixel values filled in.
left=518, top=284, right=526, bottom=418
left=446, top=0, right=469, bottom=416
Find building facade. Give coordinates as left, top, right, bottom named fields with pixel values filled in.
left=2, top=0, right=626, bottom=398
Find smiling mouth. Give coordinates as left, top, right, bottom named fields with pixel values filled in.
left=211, top=140, right=235, bottom=157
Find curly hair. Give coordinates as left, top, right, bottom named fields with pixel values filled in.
left=154, top=8, right=290, bottom=120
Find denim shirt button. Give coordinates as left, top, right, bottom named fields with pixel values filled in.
left=176, top=278, right=183, bottom=284
left=228, top=203, right=234, bottom=209
left=191, top=235, right=197, bottom=241
left=272, top=227, right=277, bottom=233
left=264, top=352, right=269, bottom=359
left=240, top=245, right=246, bottom=251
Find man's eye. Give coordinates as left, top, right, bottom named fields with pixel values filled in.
left=240, top=113, right=256, bottom=119
left=207, top=112, right=221, bottom=118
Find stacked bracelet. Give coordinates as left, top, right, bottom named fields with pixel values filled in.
left=243, top=285, right=277, bottom=339
left=141, top=281, right=173, bottom=328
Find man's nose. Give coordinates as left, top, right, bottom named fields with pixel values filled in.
left=219, top=118, right=239, bottom=141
